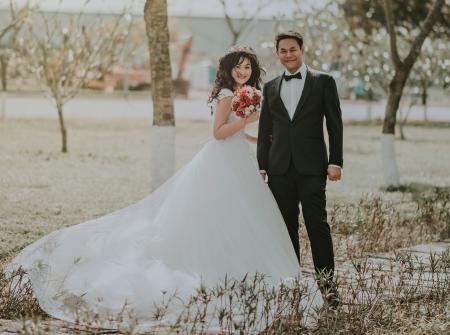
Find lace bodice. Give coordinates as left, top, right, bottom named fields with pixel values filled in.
left=215, top=88, right=245, bottom=140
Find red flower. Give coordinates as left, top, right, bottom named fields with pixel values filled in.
left=231, top=85, right=262, bottom=118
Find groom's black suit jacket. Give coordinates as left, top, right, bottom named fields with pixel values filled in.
left=257, top=68, right=343, bottom=176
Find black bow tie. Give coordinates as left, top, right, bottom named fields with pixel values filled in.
left=284, top=72, right=302, bottom=81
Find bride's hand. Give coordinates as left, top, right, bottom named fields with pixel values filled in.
left=245, top=111, right=260, bottom=124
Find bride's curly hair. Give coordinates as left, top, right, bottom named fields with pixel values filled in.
left=208, top=46, right=264, bottom=104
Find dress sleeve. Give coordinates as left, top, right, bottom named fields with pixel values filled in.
left=211, top=88, right=234, bottom=116
left=217, top=88, right=234, bottom=101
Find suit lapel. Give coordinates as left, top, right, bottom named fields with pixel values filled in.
left=292, top=68, right=314, bottom=122
left=273, top=74, right=291, bottom=121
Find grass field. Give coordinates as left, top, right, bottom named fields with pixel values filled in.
left=1, top=118, right=450, bottom=262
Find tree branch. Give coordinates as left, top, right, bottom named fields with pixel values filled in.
left=0, top=2, right=28, bottom=40
left=219, top=0, right=270, bottom=45
left=382, top=0, right=402, bottom=69
left=219, top=0, right=239, bottom=42
left=403, top=0, right=445, bottom=69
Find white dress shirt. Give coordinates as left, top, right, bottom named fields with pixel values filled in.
left=280, top=62, right=307, bottom=120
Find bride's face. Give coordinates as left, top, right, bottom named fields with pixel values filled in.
left=231, top=57, right=252, bottom=88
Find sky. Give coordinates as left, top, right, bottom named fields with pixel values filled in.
left=1, top=0, right=327, bottom=19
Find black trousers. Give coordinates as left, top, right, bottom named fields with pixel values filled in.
left=268, top=161, right=335, bottom=282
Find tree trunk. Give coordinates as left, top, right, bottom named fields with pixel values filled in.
left=123, top=67, right=129, bottom=96
left=366, top=88, right=374, bottom=121
left=1, top=91, right=6, bottom=121
left=381, top=71, right=408, bottom=187
left=151, top=126, right=175, bottom=189
left=144, top=0, right=175, bottom=190
left=398, top=104, right=405, bottom=141
left=382, top=72, right=409, bottom=134
left=421, top=78, right=428, bottom=121
left=1, top=55, right=7, bottom=121
left=380, top=0, right=444, bottom=188
left=57, top=103, right=68, bottom=153
left=381, top=134, right=400, bottom=188
left=398, top=124, right=405, bottom=141
left=1, top=54, right=7, bottom=91
left=231, top=31, right=239, bottom=46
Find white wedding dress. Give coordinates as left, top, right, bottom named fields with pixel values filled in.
left=7, top=89, right=323, bottom=330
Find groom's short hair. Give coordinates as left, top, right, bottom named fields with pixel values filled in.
left=275, top=31, right=303, bottom=50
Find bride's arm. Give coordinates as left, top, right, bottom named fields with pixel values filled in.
left=245, top=133, right=257, bottom=144
left=213, top=97, right=246, bottom=140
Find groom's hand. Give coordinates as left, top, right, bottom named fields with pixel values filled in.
left=327, top=166, right=341, bottom=181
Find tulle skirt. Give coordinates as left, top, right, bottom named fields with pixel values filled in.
left=7, top=137, right=323, bottom=330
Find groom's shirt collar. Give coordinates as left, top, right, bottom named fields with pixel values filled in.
left=283, top=62, right=307, bottom=79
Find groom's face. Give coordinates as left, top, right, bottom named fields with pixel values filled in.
left=276, top=38, right=304, bottom=73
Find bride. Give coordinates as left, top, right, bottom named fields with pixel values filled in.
left=6, top=46, right=323, bottom=330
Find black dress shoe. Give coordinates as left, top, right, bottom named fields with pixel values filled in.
left=324, top=290, right=340, bottom=310
left=317, top=283, right=341, bottom=310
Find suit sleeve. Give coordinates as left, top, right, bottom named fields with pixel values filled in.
left=257, top=83, right=272, bottom=171
left=324, top=75, right=343, bottom=168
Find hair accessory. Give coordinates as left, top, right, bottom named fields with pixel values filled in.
left=226, top=45, right=256, bottom=55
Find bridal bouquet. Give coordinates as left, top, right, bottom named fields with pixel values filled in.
left=231, top=85, right=262, bottom=118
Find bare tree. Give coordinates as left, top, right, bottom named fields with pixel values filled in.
left=397, top=90, right=417, bottom=140
left=219, top=0, right=271, bottom=46
left=409, top=38, right=450, bottom=121
left=0, top=1, right=29, bottom=39
left=144, top=0, right=175, bottom=190
left=24, top=10, right=133, bottom=152
left=0, top=0, right=30, bottom=120
left=381, top=0, right=444, bottom=187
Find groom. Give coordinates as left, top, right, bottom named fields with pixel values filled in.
left=257, top=31, right=343, bottom=305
